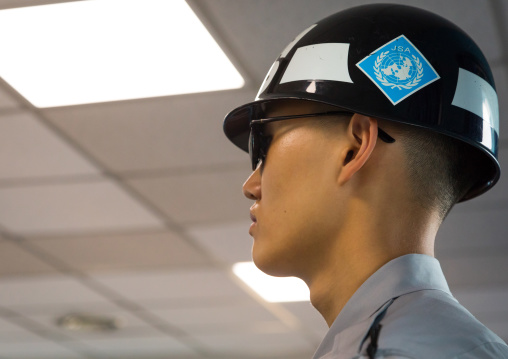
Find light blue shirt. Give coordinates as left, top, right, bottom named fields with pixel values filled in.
left=313, top=254, right=508, bottom=359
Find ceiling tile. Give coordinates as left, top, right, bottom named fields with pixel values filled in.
left=453, top=286, right=508, bottom=315
left=282, top=302, right=329, bottom=339
left=26, top=309, right=160, bottom=341
left=149, top=299, right=280, bottom=334
left=0, top=239, right=59, bottom=276
left=188, top=221, right=253, bottom=263
left=27, top=231, right=210, bottom=273
left=81, top=334, right=195, bottom=359
left=0, top=338, right=85, bottom=359
left=194, top=331, right=316, bottom=357
left=92, top=268, right=249, bottom=306
left=0, top=180, right=165, bottom=235
left=498, top=0, right=508, bottom=40
left=61, top=326, right=165, bottom=343
left=0, top=111, right=99, bottom=180
left=0, top=317, right=46, bottom=342
left=0, top=275, right=111, bottom=310
left=11, top=300, right=133, bottom=317
left=436, top=207, right=508, bottom=255
left=42, top=90, right=255, bottom=172
left=439, top=253, right=508, bottom=288
left=0, top=84, right=20, bottom=109
left=127, top=168, right=252, bottom=225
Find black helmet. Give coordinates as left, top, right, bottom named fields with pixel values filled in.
left=223, top=3, right=500, bottom=201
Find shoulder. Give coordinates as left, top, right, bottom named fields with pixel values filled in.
left=374, top=289, right=508, bottom=359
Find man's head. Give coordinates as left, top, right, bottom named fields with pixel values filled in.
left=223, top=4, right=500, bottom=278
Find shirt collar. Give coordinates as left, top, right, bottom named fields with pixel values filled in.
left=313, top=254, right=451, bottom=358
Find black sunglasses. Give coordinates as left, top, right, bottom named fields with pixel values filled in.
left=248, top=111, right=395, bottom=170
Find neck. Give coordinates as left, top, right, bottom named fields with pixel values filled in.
left=305, top=198, right=439, bottom=327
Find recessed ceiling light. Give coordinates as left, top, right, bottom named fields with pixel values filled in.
left=233, top=262, right=310, bottom=302
left=0, top=0, right=244, bottom=107
left=56, top=312, right=124, bottom=332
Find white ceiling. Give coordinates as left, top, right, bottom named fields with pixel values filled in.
left=0, top=0, right=506, bottom=358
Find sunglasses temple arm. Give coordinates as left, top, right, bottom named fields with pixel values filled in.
left=378, top=128, right=395, bottom=143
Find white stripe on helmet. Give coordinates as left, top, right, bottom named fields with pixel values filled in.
left=452, top=68, right=499, bottom=134
left=280, top=43, right=353, bottom=84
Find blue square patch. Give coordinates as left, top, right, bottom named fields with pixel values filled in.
left=356, top=35, right=440, bottom=105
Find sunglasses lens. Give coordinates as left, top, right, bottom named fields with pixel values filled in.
left=249, top=128, right=259, bottom=170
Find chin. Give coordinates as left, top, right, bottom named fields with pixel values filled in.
left=252, top=245, right=298, bottom=278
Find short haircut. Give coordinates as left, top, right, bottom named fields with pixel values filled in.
left=391, top=123, right=485, bottom=221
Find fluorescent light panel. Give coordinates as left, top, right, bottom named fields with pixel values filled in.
left=233, top=262, right=310, bottom=302
left=0, top=0, right=244, bottom=107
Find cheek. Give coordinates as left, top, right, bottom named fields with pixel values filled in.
left=263, top=132, right=340, bottom=213
left=260, top=141, right=340, bottom=238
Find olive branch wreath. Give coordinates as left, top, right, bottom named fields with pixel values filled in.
left=374, top=52, right=423, bottom=90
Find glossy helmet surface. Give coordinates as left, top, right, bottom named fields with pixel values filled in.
left=223, top=4, right=500, bottom=201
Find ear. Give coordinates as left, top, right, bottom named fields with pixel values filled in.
left=338, top=114, right=378, bottom=185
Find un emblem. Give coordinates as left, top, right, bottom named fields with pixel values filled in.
left=356, top=35, right=440, bottom=105
left=374, top=52, right=423, bottom=90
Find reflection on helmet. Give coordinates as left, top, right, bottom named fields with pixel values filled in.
left=223, top=4, right=500, bottom=201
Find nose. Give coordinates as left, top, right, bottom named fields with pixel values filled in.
left=242, top=166, right=261, bottom=201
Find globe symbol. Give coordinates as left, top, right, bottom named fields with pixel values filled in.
left=380, top=53, right=417, bottom=84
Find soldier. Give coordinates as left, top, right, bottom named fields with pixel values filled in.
left=223, top=4, right=508, bottom=358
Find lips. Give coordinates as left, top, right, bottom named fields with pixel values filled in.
left=248, top=211, right=258, bottom=236
left=250, top=212, right=257, bottom=223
